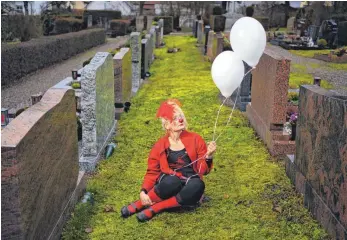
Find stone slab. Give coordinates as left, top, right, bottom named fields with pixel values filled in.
left=1, top=88, right=79, bottom=240
left=113, top=48, right=132, bottom=105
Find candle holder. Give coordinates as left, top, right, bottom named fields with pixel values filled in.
left=72, top=69, right=78, bottom=80
left=313, top=77, right=321, bottom=86
left=1, top=108, right=9, bottom=126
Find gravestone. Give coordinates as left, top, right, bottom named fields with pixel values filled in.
left=1, top=88, right=79, bottom=239
left=308, top=25, right=319, bottom=41
left=246, top=49, right=295, bottom=156
left=155, top=26, right=160, bottom=48
left=147, top=16, right=155, bottom=31
left=149, top=26, right=156, bottom=62
left=98, top=17, right=103, bottom=27
left=223, top=12, right=243, bottom=33
left=197, top=20, right=204, bottom=44
left=229, top=62, right=252, bottom=111
left=287, top=17, right=295, bottom=32
left=113, top=48, right=132, bottom=105
left=80, top=52, right=115, bottom=172
left=136, top=16, right=145, bottom=32
left=87, top=15, right=92, bottom=28
left=104, top=17, right=108, bottom=30
left=130, top=32, right=141, bottom=93
left=194, top=20, right=198, bottom=38
left=145, top=33, right=153, bottom=67
left=159, top=19, right=164, bottom=41
left=204, top=25, right=211, bottom=55
left=141, top=39, right=148, bottom=79
left=285, top=85, right=347, bottom=239
left=207, top=30, right=215, bottom=61
left=213, top=33, right=224, bottom=60
left=210, top=15, right=226, bottom=32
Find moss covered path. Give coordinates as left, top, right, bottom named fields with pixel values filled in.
left=63, top=36, right=328, bottom=240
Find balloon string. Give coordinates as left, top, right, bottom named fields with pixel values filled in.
left=214, top=67, right=255, bottom=143
left=212, top=97, right=228, bottom=141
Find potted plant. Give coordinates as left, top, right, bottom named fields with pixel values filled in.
left=289, top=112, right=298, bottom=140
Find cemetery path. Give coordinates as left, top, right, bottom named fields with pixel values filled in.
left=1, top=36, right=129, bottom=110
left=267, top=44, right=347, bottom=96
left=62, top=36, right=328, bottom=240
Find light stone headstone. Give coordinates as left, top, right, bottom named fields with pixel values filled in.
left=98, top=17, right=103, bottom=27
left=136, top=16, right=144, bottom=32
left=149, top=26, right=156, bottom=62
left=155, top=26, right=160, bottom=48
left=80, top=52, right=115, bottom=172
left=287, top=17, right=295, bottom=32
left=145, top=34, right=153, bottom=67
left=147, top=16, right=155, bottom=31
left=141, top=39, right=149, bottom=79
left=130, top=32, right=141, bottom=94
left=197, top=20, right=204, bottom=44
left=87, top=15, right=92, bottom=28
left=159, top=19, right=164, bottom=40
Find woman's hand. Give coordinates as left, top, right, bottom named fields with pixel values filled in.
left=206, top=141, right=217, bottom=158
left=140, top=191, right=153, bottom=206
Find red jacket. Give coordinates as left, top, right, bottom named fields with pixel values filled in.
left=141, top=130, right=213, bottom=192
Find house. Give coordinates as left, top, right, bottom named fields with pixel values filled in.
left=143, top=1, right=156, bottom=15
left=1, top=1, right=41, bottom=15
left=79, top=1, right=135, bottom=16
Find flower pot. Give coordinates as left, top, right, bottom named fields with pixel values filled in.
left=290, top=124, right=297, bottom=141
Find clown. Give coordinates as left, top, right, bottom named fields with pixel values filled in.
left=121, top=99, right=217, bottom=222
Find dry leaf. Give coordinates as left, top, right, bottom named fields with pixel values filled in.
left=104, top=205, right=114, bottom=212
left=85, top=227, right=93, bottom=233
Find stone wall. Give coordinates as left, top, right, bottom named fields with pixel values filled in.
left=80, top=52, right=115, bottom=172
left=113, top=48, right=132, bottom=105
left=285, top=85, right=347, bottom=239
left=1, top=88, right=79, bottom=240
left=246, top=48, right=295, bottom=156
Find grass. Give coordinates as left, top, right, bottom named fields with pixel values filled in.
left=62, top=36, right=328, bottom=240
left=327, top=62, right=347, bottom=71
left=289, top=49, right=332, bottom=58
left=289, top=64, right=334, bottom=89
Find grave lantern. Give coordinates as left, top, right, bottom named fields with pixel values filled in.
left=72, top=69, right=78, bottom=80
left=313, top=77, right=321, bottom=86
left=1, top=108, right=9, bottom=126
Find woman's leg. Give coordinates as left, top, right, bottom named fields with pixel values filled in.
left=121, top=175, right=182, bottom=218
left=176, top=178, right=205, bottom=206
left=136, top=178, right=205, bottom=222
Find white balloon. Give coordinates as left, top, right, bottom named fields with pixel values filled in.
left=211, top=51, right=245, bottom=98
left=230, top=17, right=266, bottom=67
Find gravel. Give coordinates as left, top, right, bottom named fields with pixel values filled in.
left=1, top=36, right=129, bottom=110
left=266, top=44, right=347, bottom=96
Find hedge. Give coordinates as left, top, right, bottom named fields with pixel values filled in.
left=84, top=10, right=121, bottom=25
left=54, top=17, right=83, bottom=34
left=109, top=19, right=130, bottom=37
left=1, top=29, right=106, bottom=86
left=1, top=15, right=42, bottom=42
left=154, top=16, right=173, bottom=35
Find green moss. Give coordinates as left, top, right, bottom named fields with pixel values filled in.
left=327, top=63, right=347, bottom=71
left=63, top=36, right=328, bottom=240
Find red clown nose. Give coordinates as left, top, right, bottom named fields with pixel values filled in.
left=179, top=118, right=184, bottom=123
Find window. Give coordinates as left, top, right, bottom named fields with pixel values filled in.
left=16, top=5, right=23, bottom=13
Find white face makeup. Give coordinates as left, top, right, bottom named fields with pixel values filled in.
left=165, top=111, right=187, bottom=132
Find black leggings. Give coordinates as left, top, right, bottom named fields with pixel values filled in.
left=154, top=174, right=205, bottom=206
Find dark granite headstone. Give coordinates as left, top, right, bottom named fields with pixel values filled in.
left=213, top=15, right=226, bottom=32
left=141, top=39, right=148, bottom=79
left=285, top=85, right=347, bottom=239
left=230, top=62, right=252, bottom=111
left=194, top=20, right=198, bottom=38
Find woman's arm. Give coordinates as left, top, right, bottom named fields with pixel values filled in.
left=195, top=135, right=214, bottom=175
left=141, top=147, right=161, bottom=193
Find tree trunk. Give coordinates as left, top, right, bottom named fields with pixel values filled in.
left=24, top=1, right=29, bottom=15
left=139, top=2, right=144, bottom=15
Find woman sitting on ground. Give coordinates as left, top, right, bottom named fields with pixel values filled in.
left=121, top=99, right=217, bottom=222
